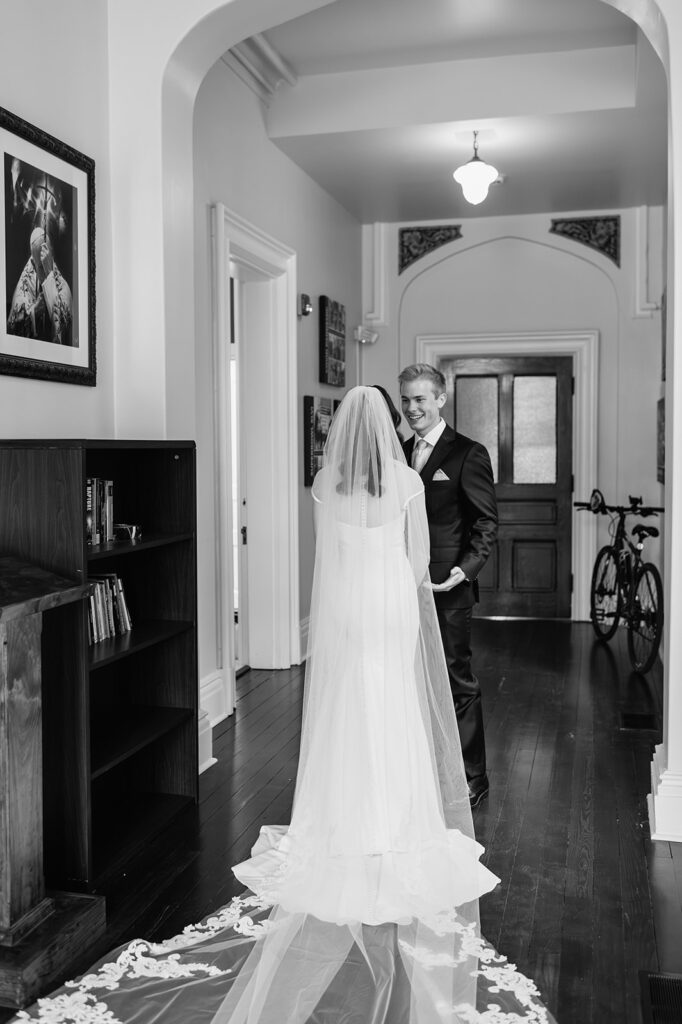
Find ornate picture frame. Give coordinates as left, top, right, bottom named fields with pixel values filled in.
left=0, top=105, right=96, bottom=385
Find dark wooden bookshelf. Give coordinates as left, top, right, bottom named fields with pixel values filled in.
left=0, top=440, right=199, bottom=894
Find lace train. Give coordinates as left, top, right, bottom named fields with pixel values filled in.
left=11, top=892, right=556, bottom=1024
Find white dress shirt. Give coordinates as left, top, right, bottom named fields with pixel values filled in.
left=411, top=418, right=446, bottom=473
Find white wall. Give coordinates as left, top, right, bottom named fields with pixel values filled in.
left=0, top=0, right=114, bottom=438
left=193, top=59, right=361, bottom=693
left=360, top=209, right=665, bottom=564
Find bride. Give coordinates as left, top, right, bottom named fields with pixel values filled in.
left=14, top=387, right=555, bottom=1024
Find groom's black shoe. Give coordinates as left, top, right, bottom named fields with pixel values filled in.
left=468, top=775, right=489, bottom=809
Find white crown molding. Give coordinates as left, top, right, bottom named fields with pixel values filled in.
left=222, top=34, right=296, bottom=105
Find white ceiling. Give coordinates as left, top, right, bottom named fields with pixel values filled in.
left=231, top=0, right=668, bottom=224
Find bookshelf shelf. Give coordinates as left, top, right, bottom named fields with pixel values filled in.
left=91, top=706, right=194, bottom=779
left=87, top=532, right=194, bottom=561
left=0, top=439, right=198, bottom=891
left=88, top=619, right=193, bottom=670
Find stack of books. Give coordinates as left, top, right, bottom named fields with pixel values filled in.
left=88, top=573, right=133, bottom=644
left=86, top=478, right=114, bottom=545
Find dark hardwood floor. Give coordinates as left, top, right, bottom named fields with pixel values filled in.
left=2, top=620, right=680, bottom=1022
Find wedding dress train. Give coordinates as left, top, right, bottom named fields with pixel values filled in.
left=12, top=388, right=556, bottom=1024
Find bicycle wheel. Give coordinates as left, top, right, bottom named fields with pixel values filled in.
left=590, top=546, right=621, bottom=639
left=627, top=563, right=664, bottom=673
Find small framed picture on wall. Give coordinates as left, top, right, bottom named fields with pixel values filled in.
left=318, top=295, right=346, bottom=387
left=304, top=395, right=334, bottom=486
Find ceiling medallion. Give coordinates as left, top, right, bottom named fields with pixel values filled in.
left=549, top=215, right=620, bottom=266
left=399, top=225, right=463, bottom=274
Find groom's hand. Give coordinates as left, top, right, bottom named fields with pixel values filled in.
left=429, top=566, right=466, bottom=591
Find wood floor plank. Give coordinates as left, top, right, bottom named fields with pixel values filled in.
left=2, top=622, right=678, bottom=1024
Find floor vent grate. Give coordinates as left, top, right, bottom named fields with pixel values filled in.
left=620, top=712, right=658, bottom=731
left=640, top=971, right=682, bottom=1023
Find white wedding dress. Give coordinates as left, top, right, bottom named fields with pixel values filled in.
left=232, top=497, right=498, bottom=927
left=12, top=388, right=556, bottom=1024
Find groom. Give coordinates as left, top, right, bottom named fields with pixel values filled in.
left=398, top=363, right=498, bottom=808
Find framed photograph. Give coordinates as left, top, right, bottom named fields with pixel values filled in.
left=657, top=397, right=665, bottom=485
left=319, top=295, right=346, bottom=387
left=0, top=106, right=95, bottom=385
left=304, top=395, right=335, bottom=486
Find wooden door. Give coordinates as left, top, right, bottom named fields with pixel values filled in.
left=440, top=356, right=573, bottom=618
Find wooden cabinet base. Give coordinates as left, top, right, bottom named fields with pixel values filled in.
left=0, top=891, right=106, bottom=1009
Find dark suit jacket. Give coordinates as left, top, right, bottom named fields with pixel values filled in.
left=404, top=424, right=498, bottom=609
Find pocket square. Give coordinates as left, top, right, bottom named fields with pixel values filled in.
left=432, top=469, right=450, bottom=481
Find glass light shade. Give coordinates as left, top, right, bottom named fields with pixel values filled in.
left=453, top=155, right=498, bottom=205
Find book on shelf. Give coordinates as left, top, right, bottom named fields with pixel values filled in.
left=86, top=477, right=115, bottom=545
left=88, top=573, right=133, bottom=644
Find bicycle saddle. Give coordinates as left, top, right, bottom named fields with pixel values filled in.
left=632, top=524, right=659, bottom=540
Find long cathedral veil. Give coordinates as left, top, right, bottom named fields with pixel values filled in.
left=209, top=387, right=501, bottom=1022
left=11, top=388, right=556, bottom=1024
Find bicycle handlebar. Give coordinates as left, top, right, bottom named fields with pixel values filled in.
left=574, top=499, right=664, bottom=516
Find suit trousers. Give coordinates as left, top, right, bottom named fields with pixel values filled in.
left=435, top=604, right=487, bottom=781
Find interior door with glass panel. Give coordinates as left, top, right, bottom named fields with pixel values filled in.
left=441, top=356, right=573, bottom=618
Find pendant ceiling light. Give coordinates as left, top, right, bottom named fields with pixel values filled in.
left=453, top=131, right=499, bottom=205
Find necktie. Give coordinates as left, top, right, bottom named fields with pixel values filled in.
left=412, top=437, right=429, bottom=472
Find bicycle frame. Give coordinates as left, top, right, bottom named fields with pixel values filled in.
left=575, top=490, right=664, bottom=672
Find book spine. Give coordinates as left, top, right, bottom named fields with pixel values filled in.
left=105, top=480, right=114, bottom=543
left=91, top=477, right=101, bottom=545
left=89, top=592, right=99, bottom=643
left=117, top=577, right=132, bottom=631
left=85, top=479, right=93, bottom=545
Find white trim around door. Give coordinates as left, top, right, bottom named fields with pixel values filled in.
left=209, top=205, right=301, bottom=720
left=417, top=331, right=599, bottom=621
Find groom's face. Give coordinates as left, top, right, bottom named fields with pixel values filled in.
left=400, top=379, right=446, bottom=437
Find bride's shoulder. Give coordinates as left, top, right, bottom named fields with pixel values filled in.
left=311, top=465, right=330, bottom=503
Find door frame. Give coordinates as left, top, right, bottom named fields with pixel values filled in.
left=418, top=331, right=599, bottom=620
left=210, top=204, right=301, bottom=718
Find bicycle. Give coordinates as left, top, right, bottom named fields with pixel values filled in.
left=574, top=489, right=664, bottom=673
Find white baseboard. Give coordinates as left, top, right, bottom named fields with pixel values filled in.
left=198, top=708, right=217, bottom=775
left=201, top=669, right=232, bottom=727
left=648, top=743, right=682, bottom=841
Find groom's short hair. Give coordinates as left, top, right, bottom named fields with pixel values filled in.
left=398, top=363, right=446, bottom=396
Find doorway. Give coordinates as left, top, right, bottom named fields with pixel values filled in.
left=211, top=205, right=300, bottom=720
left=229, top=276, right=249, bottom=671
left=418, top=332, right=598, bottom=621
left=442, top=355, right=573, bottom=617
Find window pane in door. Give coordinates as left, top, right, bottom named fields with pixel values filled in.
left=455, top=376, right=498, bottom=482
left=513, top=376, right=557, bottom=483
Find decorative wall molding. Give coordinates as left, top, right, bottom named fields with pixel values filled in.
left=549, top=215, right=620, bottom=266
left=634, top=205, right=663, bottom=318
left=399, top=225, right=463, bottom=274
left=222, top=34, right=296, bottom=104
left=363, top=223, right=388, bottom=326
left=417, top=331, right=599, bottom=622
